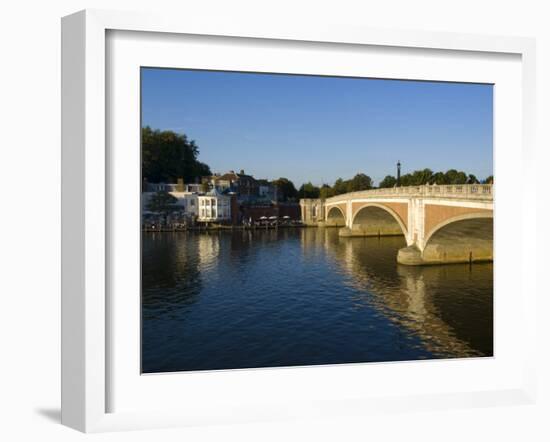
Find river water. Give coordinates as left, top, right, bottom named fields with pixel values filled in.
left=142, top=228, right=493, bottom=373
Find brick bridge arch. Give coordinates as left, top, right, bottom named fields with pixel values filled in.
left=325, top=205, right=346, bottom=226
left=417, top=211, right=493, bottom=264
left=423, top=210, right=493, bottom=247
left=349, top=202, right=408, bottom=237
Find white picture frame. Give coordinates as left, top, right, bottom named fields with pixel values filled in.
left=61, top=9, right=537, bottom=433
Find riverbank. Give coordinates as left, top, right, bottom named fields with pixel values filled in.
left=142, top=223, right=307, bottom=233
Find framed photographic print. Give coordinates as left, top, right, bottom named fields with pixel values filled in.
left=61, top=9, right=538, bottom=432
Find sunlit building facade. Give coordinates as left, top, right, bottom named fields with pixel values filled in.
left=197, top=189, right=231, bottom=222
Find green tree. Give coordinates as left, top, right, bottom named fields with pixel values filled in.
left=347, top=173, right=373, bottom=192
left=398, top=168, right=433, bottom=186
left=333, top=178, right=348, bottom=195
left=444, top=169, right=468, bottom=184
left=411, top=168, right=433, bottom=185
left=431, top=171, right=447, bottom=184
left=319, top=184, right=335, bottom=199
left=299, top=182, right=320, bottom=198
left=272, top=177, right=298, bottom=201
left=483, top=175, right=494, bottom=184
left=378, top=175, right=397, bottom=188
left=467, top=174, right=479, bottom=184
left=142, top=126, right=211, bottom=183
left=146, top=191, right=179, bottom=223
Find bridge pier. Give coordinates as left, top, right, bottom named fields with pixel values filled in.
left=338, top=227, right=354, bottom=237
left=397, top=245, right=424, bottom=265
left=397, top=242, right=493, bottom=265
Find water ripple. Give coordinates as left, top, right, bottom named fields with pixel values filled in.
left=142, top=229, right=493, bottom=373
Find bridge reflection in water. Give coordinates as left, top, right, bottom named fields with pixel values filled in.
left=300, top=228, right=493, bottom=358
left=142, top=227, right=492, bottom=373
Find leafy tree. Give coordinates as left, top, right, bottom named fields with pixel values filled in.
left=146, top=191, right=179, bottom=223
left=412, top=168, right=434, bottom=185
left=483, top=175, right=494, bottom=184
left=378, top=175, right=397, bottom=188
left=142, top=126, right=211, bottom=183
left=333, top=178, right=348, bottom=195
left=399, top=168, right=433, bottom=186
left=443, top=169, right=458, bottom=184
left=272, top=177, right=298, bottom=201
left=299, top=182, right=320, bottom=198
left=347, top=173, right=373, bottom=192
left=319, top=184, right=335, bottom=199
left=295, top=167, right=487, bottom=200
left=431, top=171, right=447, bottom=184
left=444, top=169, right=468, bottom=184
left=396, top=169, right=475, bottom=186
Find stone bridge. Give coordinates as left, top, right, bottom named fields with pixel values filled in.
left=299, top=184, right=493, bottom=265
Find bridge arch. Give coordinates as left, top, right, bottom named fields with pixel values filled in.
left=422, top=212, right=493, bottom=263
left=350, top=203, right=408, bottom=237
left=326, top=206, right=346, bottom=226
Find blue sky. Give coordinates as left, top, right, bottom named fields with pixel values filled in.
left=141, top=68, right=493, bottom=187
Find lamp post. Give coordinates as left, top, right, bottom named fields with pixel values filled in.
left=397, top=160, right=401, bottom=187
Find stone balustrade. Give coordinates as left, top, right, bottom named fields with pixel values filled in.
left=325, top=184, right=493, bottom=203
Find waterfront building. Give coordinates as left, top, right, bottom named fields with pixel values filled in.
left=197, top=188, right=232, bottom=222
left=203, top=170, right=259, bottom=201
left=141, top=190, right=199, bottom=224
left=183, top=183, right=203, bottom=193
left=143, top=178, right=203, bottom=194
left=144, top=181, right=179, bottom=192
left=257, top=179, right=277, bottom=201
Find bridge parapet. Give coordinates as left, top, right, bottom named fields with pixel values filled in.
left=325, top=184, right=492, bottom=203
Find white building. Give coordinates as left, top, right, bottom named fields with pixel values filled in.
left=141, top=191, right=198, bottom=223
left=144, top=179, right=202, bottom=194
left=145, top=182, right=178, bottom=192
left=197, top=188, right=231, bottom=222
left=141, top=186, right=232, bottom=225
left=170, top=192, right=199, bottom=217
left=184, top=183, right=203, bottom=193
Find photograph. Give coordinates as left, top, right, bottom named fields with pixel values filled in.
left=140, top=68, right=494, bottom=374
